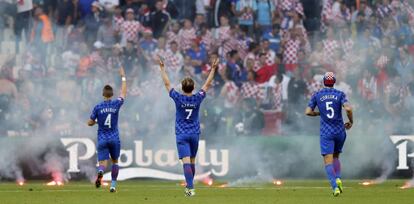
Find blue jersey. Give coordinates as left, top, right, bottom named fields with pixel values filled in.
left=308, top=88, right=348, bottom=136
left=169, top=89, right=206, bottom=136
left=90, top=97, right=124, bottom=141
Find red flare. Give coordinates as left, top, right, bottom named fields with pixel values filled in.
left=47, top=181, right=56, bottom=186
left=202, top=177, right=214, bottom=186
left=273, top=180, right=283, bottom=186
left=400, top=181, right=413, bottom=189
left=360, top=181, right=373, bottom=186
left=46, top=180, right=64, bottom=186
left=17, top=181, right=24, bottom=186
left=219, top=183, right=228, bottom=188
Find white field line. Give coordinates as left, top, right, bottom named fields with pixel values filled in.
left=0, top=186, right=351, bottom=193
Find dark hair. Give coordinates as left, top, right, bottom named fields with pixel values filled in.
left=229, top=50, right=238, bottom=58
left=181, top=77, right=195, bottom=93
left=103, top=85, right=114, bottom=98
left=259, top=52, right=267, bottom=58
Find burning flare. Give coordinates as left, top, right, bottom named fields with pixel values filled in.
left=273, top=180, right=283, bottom=186
left=360, top=180, right=374, bottom=186
left=202, top=177, right=214, bottom=186
left=46, top=181, right=64, bottom=186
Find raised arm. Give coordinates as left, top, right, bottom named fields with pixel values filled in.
left=201, top=58, right=219, bottom=92
left=158, top=57, right=172, bottom=92
left=120, top=67, right=127, bottom=99
left=343, top=103, right=353, bottom=130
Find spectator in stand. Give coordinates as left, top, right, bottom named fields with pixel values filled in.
left=84, top=2, right=103, bottom=47
left=79, top=0, right=95, bottom=18
left=262, top=24, right=281, bottom=54
left=260, top=39, right=276, bottom=66
left=30, top=7, right=54, bottom=64
left=255, top=52, right=277, bottom=84
left=139, top=29, right=158, bottom=64
left=123, top=41, right=139, bottom=75
left=97, top=16, right=116, bottom=48
left=112, top=6, right=124, bottom=40
left=226, top=50, right=247, bottom=87
left=150, top=0, right=170, bottom=39
left=394, top=47, right=414, bottom=84
left=174, top=0, right=196, bottom=20
left=165, top=41, right=184, bottom=77
left=121, top=0, right=141, bottom=15
left=236, top=0, right=257, bottom=37
left=241, top=71, right=263, bottom=102
left=107, top=44, right=123, bottom=75
left=282, top=28, right=302, bottom=72
left=55, top=0, right=78, bottom=49
left=322, top=27, right=340, bottom=64
left=199, top=23, right=214, bottom=53
left=186, top=39, right=207, bottom=75
left=121, top=8, right=144, bottom=44
left=178, top=19, right=197, bottom=51
left=138, top=3, right=151, bottom=27
left=255, top=0, right=275, bottom=37
left=235, top=98, right=264, bottom=136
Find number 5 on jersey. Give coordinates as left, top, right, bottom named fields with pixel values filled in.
left=185, top=109, right=193, bottom=120
left=326, top=102, right=334, bottom=119
left=105, top=114, right=112, bottom=128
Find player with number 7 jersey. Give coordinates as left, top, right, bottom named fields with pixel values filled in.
left=87, top=67, right=127, bottom=193
left=158, top=56, right=219, bottom=197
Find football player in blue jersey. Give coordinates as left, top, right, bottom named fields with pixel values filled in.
left=88, top=67, right=127, bottom=193
left=159, top=56, right=219, bottom=197
left=305, top=72, right=353, bottom=197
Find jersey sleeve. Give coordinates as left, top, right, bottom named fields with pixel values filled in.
left=169, top=88, right=179, bottom=101
left=90, top=106, right=98, bottom=121
left=341, top=92, right=348, bottom=106
left=116, top=97, right=125, bottom=108
left=196, top=89, right=207, bottom=102
left=308, top=93, right=317, bottom=110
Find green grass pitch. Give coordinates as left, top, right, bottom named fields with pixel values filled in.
left=1, top=180, right=413, bottom=204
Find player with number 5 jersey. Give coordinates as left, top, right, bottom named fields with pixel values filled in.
left=305, top=72, right=353, bottom=197
left=87, top=67, right=127, bottom=193
left=159, top=56, right=219, bottom=197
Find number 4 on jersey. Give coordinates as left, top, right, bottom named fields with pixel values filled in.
left=105, top=114, right=112, bottom=128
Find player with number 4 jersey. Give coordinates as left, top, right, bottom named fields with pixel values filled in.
left=305, top=72, right=353, bottom=197
left=88, top=67, right=127, bottom=193
left=159, top=56, right=219, bottom=197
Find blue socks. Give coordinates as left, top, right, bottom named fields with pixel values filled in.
left=111, top=164, right=119, bottom=181
left=183, top=164, right=194, bottom=189
left=333, top=158, right=341, bottom=179
left=191, top=164, right=195, bottom=177
left=325, top=164, right=337, bottom=190
left=97, top=165, right=105, bottom=174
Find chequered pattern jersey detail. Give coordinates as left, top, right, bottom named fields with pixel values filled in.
left=308, top=88, right=347, bottom=136
left=90, top=98, right=124, bottom=141
left=178, top=28, right=196, bottom=51
left=283, top=39, right=300, bottom=64
left=121, top=20, right=143, bottom=42
left=170, top=89, right=206, bottom=136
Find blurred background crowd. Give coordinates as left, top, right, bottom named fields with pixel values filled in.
left=0, top=0, right=413, bottom=140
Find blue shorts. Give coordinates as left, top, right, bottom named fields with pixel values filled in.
left=97, top=139, right=121, bottom=161
left=320, top=132, right=346, bottom=155
left=176, top=134, right=199, bottom=159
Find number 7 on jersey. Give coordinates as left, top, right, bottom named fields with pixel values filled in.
left=185, top=109, right=193, bottom=120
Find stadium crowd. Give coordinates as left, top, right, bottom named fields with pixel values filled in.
left=0, top=0, right=413, bottom=139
